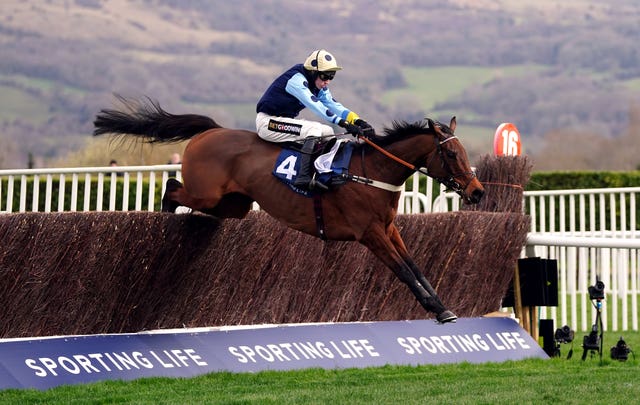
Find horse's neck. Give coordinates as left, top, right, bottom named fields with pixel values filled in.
left=365, top=136, right=432, bottom=183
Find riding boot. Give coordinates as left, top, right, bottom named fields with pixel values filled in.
left=293, top=137, right=327, bottom=190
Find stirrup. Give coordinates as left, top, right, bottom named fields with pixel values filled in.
left=309, top=173, right=328, bottom=191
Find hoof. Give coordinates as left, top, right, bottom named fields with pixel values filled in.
left=165, top=178, right=182, bottom=191
left=436, top=310, right=457, bottom=324
left=161, top=178, right=183, bottom=213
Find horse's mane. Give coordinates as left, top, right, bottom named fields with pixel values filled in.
left=370, top=119, right=447, bottom=146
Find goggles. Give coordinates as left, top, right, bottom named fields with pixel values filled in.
left=318, top=71, right=336, bottom=81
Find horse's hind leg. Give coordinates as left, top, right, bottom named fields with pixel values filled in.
left=161, top=178, right=218, bottom=214
left=162, top=178, right=183, bottom=212
left=200, top=193, right=253, bottom=219
left=161, top=179, right=253, bottom=218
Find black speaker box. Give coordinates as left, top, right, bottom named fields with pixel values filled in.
left=503, top=257, right=558, bottom=307
left=539, top=319, right=556, bottom=357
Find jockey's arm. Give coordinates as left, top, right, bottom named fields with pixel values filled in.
left=285, top=73, right=360, bottom=125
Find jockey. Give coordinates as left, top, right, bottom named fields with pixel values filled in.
left=256, top=49, right=374, bottom=189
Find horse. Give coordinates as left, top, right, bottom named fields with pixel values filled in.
left=93, top=97, right=485, bottom=323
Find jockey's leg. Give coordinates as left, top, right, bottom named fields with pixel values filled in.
left=256, top=113, right=334, bottom=142
left=256, top=113, right=334, bottom=190
left=293, top=137, right=329, bottom=190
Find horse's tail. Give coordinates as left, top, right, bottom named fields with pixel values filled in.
left=93, top=95, right=222, bottom=143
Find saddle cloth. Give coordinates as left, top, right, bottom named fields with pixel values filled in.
left=272, top=139, right=354, bottom=196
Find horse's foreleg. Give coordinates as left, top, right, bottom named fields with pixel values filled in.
left=387, top=225, right=457, bottom=323
left=361, top=227, right=451, bottom=322
left=387, top=226, right=446, bottom=303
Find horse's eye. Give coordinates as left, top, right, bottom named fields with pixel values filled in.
left=446, top=150, right=456, bottom=159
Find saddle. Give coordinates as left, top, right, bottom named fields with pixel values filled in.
left=281, top=137, right=336, bottom=155
left=272, top=137, right=354, bottom=196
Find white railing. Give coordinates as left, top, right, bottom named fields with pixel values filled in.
left=0, top=165, right=181, bottom=213
left=2, top=166, right=639, bottom=332
left=398, top=172, right=461, bottom=214
left=0, top=167, right=451, bottom=215
left=526, top=234, right=639, bottom=333
left=525, top=187, right=639, bottom=236
left=524, top=188, right=640, bottom=332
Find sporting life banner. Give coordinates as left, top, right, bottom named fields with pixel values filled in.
left=0, top=317, right=547, bottom=390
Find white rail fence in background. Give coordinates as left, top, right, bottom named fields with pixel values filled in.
left=1, top=166, right=639, bottom=332
left=0, top=165, right=181, bottom=213
left=524, top=188, right=640, bottom=333
left=0, top=166, right=455, bottom=214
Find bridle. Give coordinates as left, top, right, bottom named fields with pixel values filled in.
left=422, top=134, right=476, bottom=193
left=359, top=131, right=476, bottom=194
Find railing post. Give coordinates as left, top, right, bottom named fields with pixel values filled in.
left=83, top=173, right=92, bottom=211
left=45, top=174, right=53, bottom=213
left=19, top=175, right=27, bottom=212
left=58, top=174, right=65, bottom=212
left=122, top=172, right=130, bottom=212
left=148, top=172, right=156, bottom=212
left=32, top=174, right=40, bottom=212
left=71, top=173, right=79, bottom=212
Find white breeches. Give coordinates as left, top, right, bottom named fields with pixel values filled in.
left=256, top=112, right=335, bottom=143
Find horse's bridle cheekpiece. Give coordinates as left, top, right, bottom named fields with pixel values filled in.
left=422, top=134, right=476, bottom=194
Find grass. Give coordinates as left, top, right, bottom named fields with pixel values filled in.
left=380, top=65, right=547, bottom=158
left=0, top=85, right=52, bottom=125
left=381, top=65, right=547, bottom=112
left=0, top=73, right=86, bottom=95
left=0, top=74, right=87, bottom=127
left=622, top=77, right=640, bottom=91
left=2, top=332, right=638, bottom=404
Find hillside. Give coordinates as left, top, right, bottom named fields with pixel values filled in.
left=1, top=0, right=639, bottom=169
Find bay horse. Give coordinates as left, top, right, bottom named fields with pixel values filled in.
left=93, top=97, right=484, bottom=323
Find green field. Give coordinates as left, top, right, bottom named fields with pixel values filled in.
left=0, top=74, right=87, bottom=125
left=0, top=85, right=52, bottom=125
left=2, top=331, right=638, bottom=404
left=381, top=65, right=547, bottom=113
left=380, top=65, right=549, bottom=158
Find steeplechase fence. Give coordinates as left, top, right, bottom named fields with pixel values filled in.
left=1, top=166, right=639, bottom=332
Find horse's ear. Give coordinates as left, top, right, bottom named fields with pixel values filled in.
left=450, top=116, right=457, bottom=133
left=427, top=118, right=435, bottom=129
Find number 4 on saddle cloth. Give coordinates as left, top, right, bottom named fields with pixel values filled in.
left=272, top=139, right=354, bottom=197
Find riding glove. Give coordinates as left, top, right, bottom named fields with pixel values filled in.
left=339, top=119, right=363, bottom=137
left=355, top=119, right=375, bottom=137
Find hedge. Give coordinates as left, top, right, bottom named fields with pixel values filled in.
left=527, top=171, right=640, bottom=191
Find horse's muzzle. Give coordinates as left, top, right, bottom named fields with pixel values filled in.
left=463, top=178, right=485, bottom=204
left=468, top=187, right=485, bottom=204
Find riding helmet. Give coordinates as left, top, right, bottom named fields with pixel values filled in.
left=303, top=49, right=342, bottom=72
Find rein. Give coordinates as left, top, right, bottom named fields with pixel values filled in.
left=360, top=136, right=417, bottom=171
left=482, top=181, right=523, bottom=190
left=358, top=134, right=473, bottom=194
